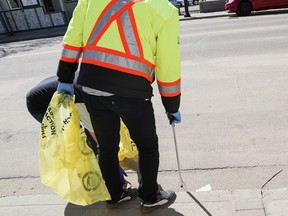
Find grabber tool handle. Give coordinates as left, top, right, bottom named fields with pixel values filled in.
left=171, top=123, right=187, bottom=191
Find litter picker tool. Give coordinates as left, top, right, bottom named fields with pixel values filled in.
left=171, top=123, right=213, bottom=216
left=171, top=122, right=187, bottom=191
left=168, top=115, right=213, bottom=215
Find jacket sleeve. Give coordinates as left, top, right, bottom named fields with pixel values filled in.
left=155, top=10, right=181, bottom=113
left=57, top=0, right=87, bottom=83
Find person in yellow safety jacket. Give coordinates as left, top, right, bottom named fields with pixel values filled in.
left=56, top=0, right=182, bottom=208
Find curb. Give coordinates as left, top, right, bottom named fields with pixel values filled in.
left=179, top=11, right=229, bottom=21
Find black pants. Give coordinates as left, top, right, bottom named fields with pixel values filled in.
left=83, top=93, right=159, bottom=202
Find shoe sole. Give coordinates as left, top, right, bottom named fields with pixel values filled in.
left=106, top=190, right=138, bottom=205
left=141, top=199, right=168, bottom=207
left=106, top=196, right=133, bottom=209
left=117, top=196, right=132, bottom=203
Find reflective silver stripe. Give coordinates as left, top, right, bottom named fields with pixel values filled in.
left=87, top=0, right=133, bottom=46
left=120, top=10, right=140, bottom=57
left=83, top=50, right=155, bottom=78
left=82, top=86, right=114, bottom=96
left=61, top=48, right=82, bottom=60
left=158, top=83, right=181, bottom=94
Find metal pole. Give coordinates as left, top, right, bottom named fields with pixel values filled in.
left=184, top=0, right=191, bottom=17
left=171, top=123, right=187, bottom=191
left=171, top=122, right=213, bottom=216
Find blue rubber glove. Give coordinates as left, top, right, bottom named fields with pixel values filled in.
left=166, top=111, right=181, bottom=124
left=57, top=82, right=74, bottom=96
left=119, top=166, right=127, bottom=186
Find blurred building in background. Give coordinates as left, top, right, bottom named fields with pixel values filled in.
left=0, top=0, right=78, bottom=34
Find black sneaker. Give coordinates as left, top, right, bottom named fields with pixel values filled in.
left=122, top=180, right=134, bottom=190
left=107, top=188, right=138, bottom=204
left=140, top=190, right=176, bottom=208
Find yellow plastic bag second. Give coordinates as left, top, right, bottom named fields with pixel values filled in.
left=118, top=121, right=138, bottom=161
left=39, top=92, right=110, bottom=206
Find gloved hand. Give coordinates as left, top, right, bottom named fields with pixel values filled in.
left=166, top=111, right=181, bottom=124
left=57, top=82, right=74, bottom=96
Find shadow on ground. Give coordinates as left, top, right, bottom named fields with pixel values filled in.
left=64, top=196, right=184, bottom=216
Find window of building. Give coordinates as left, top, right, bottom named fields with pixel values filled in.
left=21, top=0, right=39, bottom=7
left=7, top=0, right=21, bottom=9
left=42, top=0, right=54, bottom=12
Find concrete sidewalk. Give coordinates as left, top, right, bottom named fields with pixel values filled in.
left=1, top=188, right=287, bottom=216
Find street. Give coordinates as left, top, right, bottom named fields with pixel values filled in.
left=176, top=11, right=288, bottom=191
left=0, top=11, right=288, bottom=199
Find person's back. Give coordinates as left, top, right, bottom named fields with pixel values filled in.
left=56, top=0, right=182, bottom=208
left=58, top=0, right=181, bottom=112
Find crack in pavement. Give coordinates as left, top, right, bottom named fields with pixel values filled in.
left=260, top=170, right=283, bottom=216
left=1, top=166, right=286, bottom=180
left=261, top=169, right=283, bottom=191
left=0, top=175, right=39, bottom=180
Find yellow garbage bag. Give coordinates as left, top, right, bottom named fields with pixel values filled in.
left=118, top=121, right=138, bottom=161
left=39, top=92, right=110, bottom=206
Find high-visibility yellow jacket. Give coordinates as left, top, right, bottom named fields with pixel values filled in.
left=57, top=0, right=181, bottom=113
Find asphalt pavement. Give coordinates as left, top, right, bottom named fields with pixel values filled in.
left=0, top=8, right=230, bottom=45
left=0, top=8, right=287, bottom=216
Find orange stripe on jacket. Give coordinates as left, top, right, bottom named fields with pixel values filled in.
left=60, top=56, right=80, bottom=63
left=62, top=43, right=83, bottom=51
